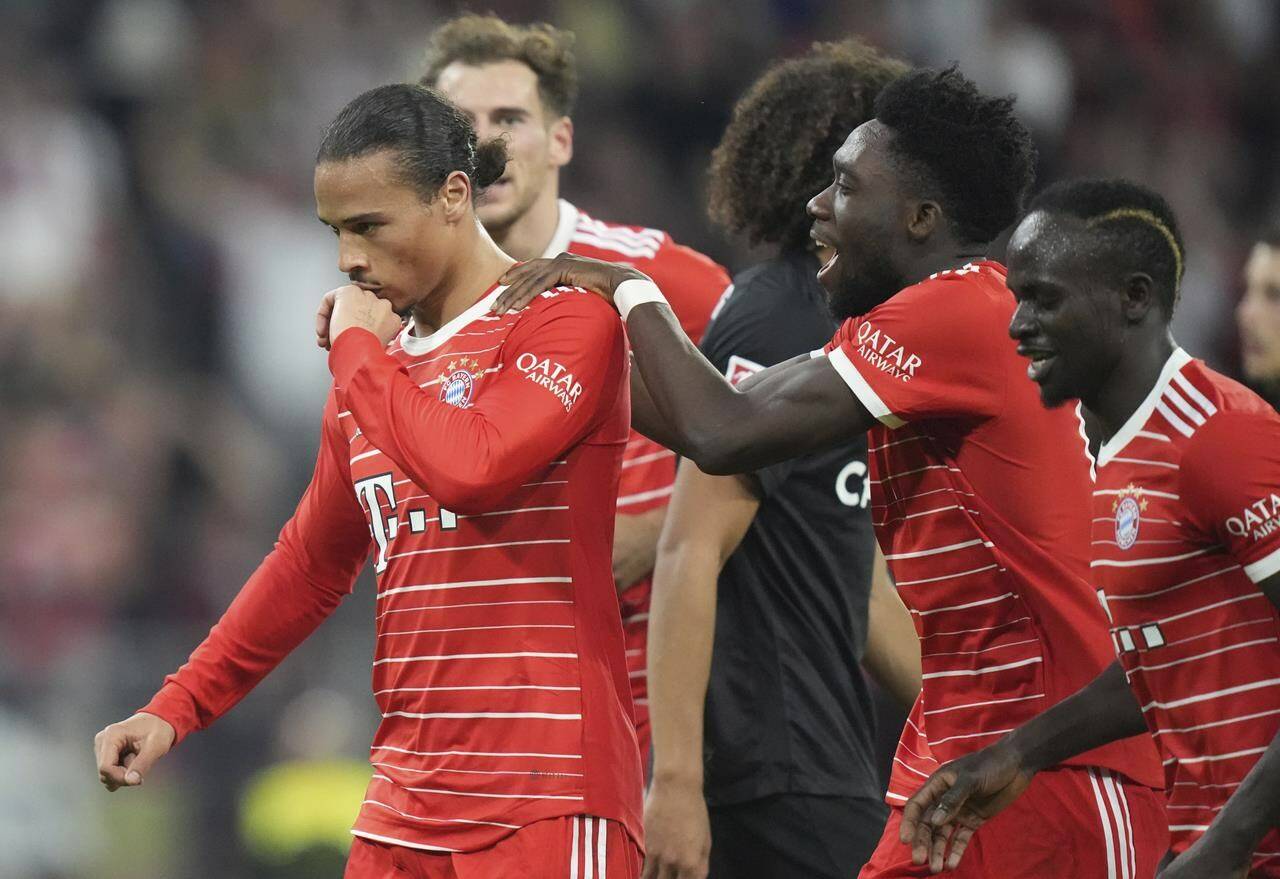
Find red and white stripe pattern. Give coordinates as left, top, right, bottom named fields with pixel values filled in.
left=546, top=199, right=730, bottom=767
left=822, top=262, right=1161, bottom=807
left=569, top=816, right=610, bottom=879
left=343, top=287, right=642, bottom=853
left=1093, top=349, right=1280, bottom=863
left=1087, top=768, right=1138, bottom=879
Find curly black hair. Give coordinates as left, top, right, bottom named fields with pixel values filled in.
left=874, top=65, right=1036, bottom=245
left=1027, top=177, right=1186, bottom=313
left=707, top=39, right=908, bottom=252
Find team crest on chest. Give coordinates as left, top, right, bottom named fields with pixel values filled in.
left=438, top=357, right=481, bottom=408
left=1113, top=483, right=1148, bottom=551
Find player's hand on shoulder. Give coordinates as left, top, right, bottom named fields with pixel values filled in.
left=94, top=712, right=176, bottom=792
left=494, top=253, right=649, bottom=314
left=899, top=740, right=1034, bottom=873
left=317, top=284, right=402, bottom=350
left=641, top=776, right=711, bottom=879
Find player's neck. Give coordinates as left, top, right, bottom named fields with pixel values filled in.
left=1090, top=329, right=1178, bottom=440
left=409, top=225, right=515, bottom=338
left=489, top=182, right=562, bottom=262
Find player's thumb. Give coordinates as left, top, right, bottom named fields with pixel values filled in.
left=123, top=735, right=169, bottom=786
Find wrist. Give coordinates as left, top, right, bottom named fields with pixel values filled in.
left=1000, top=728, right=1045, bottom=776
left=614, top=277, right=666, bottom=320
left=651, top=763, right=703, bottom=790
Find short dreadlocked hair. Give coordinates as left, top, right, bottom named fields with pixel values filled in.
left=707, top=39, right=907, bottom=251
left=419, top=14, right=578, bottom=119
left=1028, top=178, right=1186, bottom=314
left=874, top=65, right=1036, bottom=245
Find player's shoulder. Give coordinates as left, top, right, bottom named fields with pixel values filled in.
left=896, top=260, right=1010, bottom=307
left=571, top=208, right=728, bottom=283
left=860, top=260, right=1012, bottom=340
left=1178, top=358, right=1280, bottom=457
left=508, top=283, right=623, bottom=330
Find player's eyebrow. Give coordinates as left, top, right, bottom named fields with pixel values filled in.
left=318, top=212, right=384, bottom=229
left=489, top=106, right=530, bottom=119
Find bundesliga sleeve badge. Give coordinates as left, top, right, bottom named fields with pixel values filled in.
left=438, top=357, right=481, bottom=408
left=1113, top=483, right=1147, bottom=551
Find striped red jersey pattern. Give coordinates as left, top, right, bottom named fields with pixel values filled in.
left=820, top=261, right=1164, bottom=806
left=1091, top=348, right=1280, bottom=871
left=545, top=200, right=729, bottom=748
left=143, top=285, right=643, bottom=853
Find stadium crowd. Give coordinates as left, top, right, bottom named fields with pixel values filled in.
left=5, top=1, right=1280, bottom=877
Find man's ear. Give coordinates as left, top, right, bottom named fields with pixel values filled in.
left=441, top=170, right=472, bottom=223
left=1119, top=272, right=1160, bottom=322
left=906, top=199, right=942, bottom=242
left=547, top=116, right=573, bottom=169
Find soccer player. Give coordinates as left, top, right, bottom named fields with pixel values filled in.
left=495, top=67, right=1168, bottom=877
left=898, top=179, right=1280, bottom=878
left=420, top=14, right=732, bottom=770
left=1239, top=228, right=1280, bottom=409
left=93, top=84, right=643, bottom=878
left=641, top=41, right=920, bottom=879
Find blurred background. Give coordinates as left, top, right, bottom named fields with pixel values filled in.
left=3, top=1, right=1279, bottom=876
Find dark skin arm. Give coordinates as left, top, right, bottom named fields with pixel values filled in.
left=901, top=573, right=1280, bottom=877
left=898, top=660, right=1144, bottom=873
left=496, top=256, right=875, bottom=475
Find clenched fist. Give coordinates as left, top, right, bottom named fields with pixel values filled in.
left=315, top=285, right=403, bottom=350
left=94, top=712, right=176, bottom=792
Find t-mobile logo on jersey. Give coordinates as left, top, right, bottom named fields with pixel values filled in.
left=855, top=321, right=922, bottom=382
left=354, top=473, right=457, bottom=574
left=515, top=352, right=583, bottom=412
left=1225, top=492, right=1280, bottom=542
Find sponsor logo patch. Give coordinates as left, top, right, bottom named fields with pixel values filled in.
left=516, top=352, right=583, bottom=412
left=724, top=354, right=764, bottom=387
left=855, top=320, right=922, bottom=382
left=1112, top=483, right=1148, bottom=550
left=1225, top=492, right=1280, bottom=542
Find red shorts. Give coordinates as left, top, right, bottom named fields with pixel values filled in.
left=860, top=766, right=1168, bottom=879
left=345, top=815, right=640, bottom=879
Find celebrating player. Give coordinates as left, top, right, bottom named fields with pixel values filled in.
left=900, top=179, right=1280, bottom=878
left=641, top=40, right=919, bottom=879
left=93, top=84, right=643, bottom=878
left=1239, top=227, right=1280, bottom=410
left=496, top=67, right=1168, bottom=877
left=420, top=13, right=731, bottom=770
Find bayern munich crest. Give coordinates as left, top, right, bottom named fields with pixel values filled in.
left=1113, top=483, right=1148, bottom=551
left=438, top=357, right=481, bottom=408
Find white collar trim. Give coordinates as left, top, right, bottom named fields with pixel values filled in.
left=1096, top=347, right=1192, bottom=467
left=540, top=199, right=579, bottom=259
left=398, top=286, right=506, bottom=356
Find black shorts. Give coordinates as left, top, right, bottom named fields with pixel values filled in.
left=708, top=793, right=888, bottom=879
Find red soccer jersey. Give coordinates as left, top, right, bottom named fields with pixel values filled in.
left=821, top=261, right=1164, bottom=807
left=142, top=284, right=643, bottom=853
left=1091, top=348, right=1280, bottom=870
left=544, top=199, right=730, bottom=746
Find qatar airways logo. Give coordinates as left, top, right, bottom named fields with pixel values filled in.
left=1225, top=493, right=1280, bottom=541
left=516, top=352, right=583, bottom=412
left=856, top=321, right=922, bottom=382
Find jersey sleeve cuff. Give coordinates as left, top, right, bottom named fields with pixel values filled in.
left=329, top=328, right=389, bottom=387
left=1244, top=544, right=1280, bottom=584
left=139, top=682, right=200, bottom=745
left=824, top=347, right=905, bottom=429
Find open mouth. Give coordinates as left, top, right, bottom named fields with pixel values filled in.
left=812, top=229, right=840, bottom=281
left=1020, top=349, right=1056, bottom=383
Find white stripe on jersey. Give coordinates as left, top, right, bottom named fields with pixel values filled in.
left=385, top=539, right=570, bottom=561
left=570, top=232, right=657, bottom=260
left=1090, top=547, right=1216, bottom=568
left=922, top=692, right=1045, bottom=716
left=1105, top=566, right=1239, bottom=602
left=885, top=538, right=993, bottom=561
left=1142, top=677, right=1280, bottom=712
left=372, top=762, right=584, bottom=778
left=617, top=486, right=674, bottom=506
left=361, top=799, right=520, bottom=829
left=371, top=744, right=581, bottom=759
left=1163, top=387, right=1206, bottom=426
left=1172, top=371, right=1218, bottom=416
left=373, top=651, right=577, bottom=665
left=371, top=775, right=585, bottom=800
left=1131, top=637, right=1278, bottom=673
left=351, top=829, right=459, bottom=852
left=922, top=656, right=1041, bottom=680
left=896, top=564, right=1001, bottom=588
left=1087, top=769, right=1119, bottom=879
left=377, top=576, right=573, bottom=600
left=1154, top=400, right=1195, bottom=437
left=913, top=592, right=1013, bottom=616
